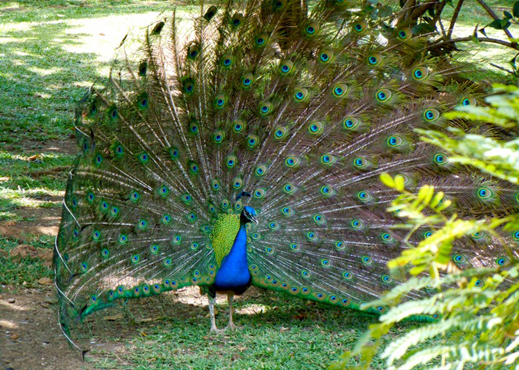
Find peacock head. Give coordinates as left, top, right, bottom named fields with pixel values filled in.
left=241, top=206, right=258, bottom=225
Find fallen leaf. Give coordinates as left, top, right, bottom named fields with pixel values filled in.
left=27, top=154, right=42, bottom=161
left=43, top=297, right=57, bottom=304
left=231, top=354, right=241, bottom=361
left=104, top=313, right=124, bottom=321
left=37, top=277, right=53, bottom=285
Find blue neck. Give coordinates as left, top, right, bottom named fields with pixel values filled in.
left=223, top=224, right=248, bottom=267
left=213, top=223, right=251, bottom=291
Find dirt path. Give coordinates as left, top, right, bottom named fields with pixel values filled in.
left=0, top=287, right=87, bottom=370
left=0, top=284, right=261, bottom=370
left=1, top=139, right=78, bottom=239
left=0, top=139, right=88, bottom=369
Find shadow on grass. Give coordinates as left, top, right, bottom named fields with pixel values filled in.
left=0, top=1, right=180, bottom=147
left=0, top=1, right=186, bottom=222
left=1, top=0, right=175, bottom=24
left=0, top=149, right=75, bottom=219
left=71, top=288, right=381, bottom=369
left=0, top=10, right=125, bottom=217
left=0, top=21, right=103, bottom=145
left=0, top=20, right=93, bottom=220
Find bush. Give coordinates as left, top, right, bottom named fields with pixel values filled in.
left=332, top=85, right=519, bottom=370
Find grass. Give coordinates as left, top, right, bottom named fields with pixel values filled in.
left=0, top=0, right=182, bottom=223
left=0, top=235, right=53, bottom=286
left=80, top=288, right=442, bottom=369
left=0, top=0, right=176, bottom=147
left=0, top=0, right=516, bottom=369
left=439, top=0, right=519, bottom=81
left=88, top=292, right=370, bottom=369
left=0, top=150, right=73, bottom=220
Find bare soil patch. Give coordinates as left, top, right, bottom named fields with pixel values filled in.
left=0, top=285, right=264, bottom=370
left=0, top=208, right=62, bottom=238
left=0, top=286, right=86, bottom=370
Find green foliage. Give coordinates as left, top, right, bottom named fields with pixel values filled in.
left=481, top=1, right=519, bottom=32
left=332, top=86, right=519, bottom=370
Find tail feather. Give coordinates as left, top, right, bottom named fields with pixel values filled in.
left=55, top=0, right=519, bottom=348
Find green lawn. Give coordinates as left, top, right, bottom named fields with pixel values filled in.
left=0, top=0, right=176, bottom=222
left=0, top=1, right=516, bottom=368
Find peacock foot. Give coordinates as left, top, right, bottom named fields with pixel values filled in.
left=209, top=325, right=228, bottom=334
left=225, top=322, right=241, bottom=331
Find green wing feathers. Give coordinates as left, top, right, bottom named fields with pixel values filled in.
left=55, top=0, right=519, bottom=344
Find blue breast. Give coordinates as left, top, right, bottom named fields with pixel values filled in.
left=213, top=225, right=251, bottom=292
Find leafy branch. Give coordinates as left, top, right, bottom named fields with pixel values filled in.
left=331, top=84, right=519, bottom=369
left=332, top=175, right=519, bottom=370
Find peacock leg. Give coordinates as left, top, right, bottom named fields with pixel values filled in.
left=226, top=293, right=240, bottom=331
left=208, top=295, right=226, bottom=333
left=208, top=295, right=219, bottom=332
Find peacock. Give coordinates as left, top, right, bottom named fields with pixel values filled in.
left=55, top=0, right=519, bottom=348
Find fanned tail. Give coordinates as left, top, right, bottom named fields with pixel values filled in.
left=55, top=0, right=519, bottom=348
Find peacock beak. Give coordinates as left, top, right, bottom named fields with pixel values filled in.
left=250, top=215, right=258, bottom=224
